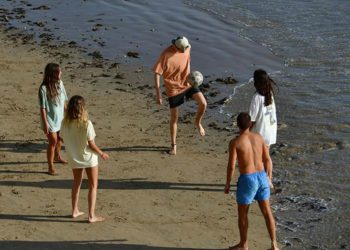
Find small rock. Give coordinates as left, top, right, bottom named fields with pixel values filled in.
left=126, top=51, right=139, bottom=58
left=32, top=5, right=50, bottom=10
left=216, top=76, right=238, bottom=84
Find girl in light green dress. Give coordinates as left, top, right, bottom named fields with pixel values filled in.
left=38, top=63, right=68, bottom=175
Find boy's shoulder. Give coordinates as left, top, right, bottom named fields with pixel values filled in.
left=229, top=135, right=240, bottom=146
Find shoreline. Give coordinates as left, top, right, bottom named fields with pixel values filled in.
left=0, top=19, right=276, bottom=250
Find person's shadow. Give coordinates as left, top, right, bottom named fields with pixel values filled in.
left=0, top=178, right=230, bottom=192
left=0, top=139, right=47, bottom=153
left=0, top=139, right=170, bottom=172
left=0, top=240, right=226, bottom=250
left=103, top=146, right=169, bottom=152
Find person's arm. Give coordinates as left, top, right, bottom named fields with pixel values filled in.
left=248, top=94, right=259, bottom=131
left=154, top=73, right=162, bottom=105
left=262, top=142, right=273, bottom=188
left=224, top=140, right=237, bottom=194
left=88, top=140, right=109, bottom=160
left=40, top=108, right=49, bottom=135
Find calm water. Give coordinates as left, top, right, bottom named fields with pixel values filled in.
left=1, top=0, right=350, bottom=248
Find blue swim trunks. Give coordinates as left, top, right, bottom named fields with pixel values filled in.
left=236, top=171, right=270, bottom=205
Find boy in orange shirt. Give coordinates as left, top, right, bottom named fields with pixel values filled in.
left=154, top=36, right=207, bottom=155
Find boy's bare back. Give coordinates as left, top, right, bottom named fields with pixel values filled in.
left=231, top=131, right=266, bottom=174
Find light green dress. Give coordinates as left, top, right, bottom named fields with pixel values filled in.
left=38, top=80, right=68, bottom=132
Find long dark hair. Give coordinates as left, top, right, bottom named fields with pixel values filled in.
left=41, top=63, right=61, bottom=101
left=253, top=69, right=278, bottom=106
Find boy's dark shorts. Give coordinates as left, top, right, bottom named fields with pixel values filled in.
left=168, top=87, right=201, bottom=109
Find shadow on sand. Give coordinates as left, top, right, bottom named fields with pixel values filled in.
left=103, top=146, right=169, bottom=152
left=0, top=213, right=86, bottom=223
left=0, top=240, right=225, bottom=250
left=0, top=139, right=47, bottom=153
left=0, top=139, right=170, bottom=154
left=0, top=178, right=229, bottom=192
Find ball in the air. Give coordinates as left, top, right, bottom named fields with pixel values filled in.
left=188, top=71, right=203, bottom=87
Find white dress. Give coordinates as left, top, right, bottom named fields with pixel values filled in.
left=249, top=93, right=277, bottom=146
left=61, top=120, right=98, bottom=168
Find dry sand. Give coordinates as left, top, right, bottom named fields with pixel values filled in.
left=0, top=28, right=276, bottom=250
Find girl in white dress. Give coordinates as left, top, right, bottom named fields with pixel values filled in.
left=249, top=69, right=278, bottom=147
left=249, top=69, right=278, bottom=188
left=61, top=95, right=109, bottom=223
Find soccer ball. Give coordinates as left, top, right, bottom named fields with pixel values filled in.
left=188, top=71, right=203, bottom=87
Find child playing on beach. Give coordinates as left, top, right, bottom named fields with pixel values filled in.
left=60, top=95, right=109, bottom=223
left=224, top=112, right=279, bottom=250
left=249, top=69, right=278, bottom=188
left=153, top=36, right=207, bottom=155
left=249, top=69, right=278, bottom=146
left=39, top=63, right=68, bottom=175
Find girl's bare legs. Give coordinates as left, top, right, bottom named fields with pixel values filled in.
left=71, top=168, right=85, bottom=218
left=85, top=166, right=105, bottom=223
left=54, top=132, right=67, bottom=164
left=47, top=132, right=58, bottom=175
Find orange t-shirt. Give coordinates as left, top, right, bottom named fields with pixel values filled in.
left=153, top=45, right=191, bottom=97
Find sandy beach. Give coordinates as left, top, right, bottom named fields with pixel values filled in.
left=0, top=23, right=277, bottom=250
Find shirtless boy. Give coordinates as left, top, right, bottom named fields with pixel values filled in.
left=224, top=112, right=279, bottom=250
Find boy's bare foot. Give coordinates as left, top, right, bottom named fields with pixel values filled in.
left=271, top=241, right=279, bottom=250
left=54, top=157, right=68, bottom=164
left=167, top=144, right=176, bottom=155
left=228, top=243, right=248, bottom=250
left=195, top=123, right=205, bottom=136
left=72, top=211, right=85, bottom=218
left=88, top=216, right=105, bottom=223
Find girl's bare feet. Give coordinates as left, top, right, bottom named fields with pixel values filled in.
left=167, top=144, right=176, bottom=155
left=88, top=216, right=105, bottom=223
left=228, top=243, right=248, bottom=250
left=48, top=168, right=58, bottom=176
left=54, top=156, right=68, bottom=164
left=72, top=211, right=85, bottom=218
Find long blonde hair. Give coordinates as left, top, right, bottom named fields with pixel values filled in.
left=63, top=95, right=88, bottom=127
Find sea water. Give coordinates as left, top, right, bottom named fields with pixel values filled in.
left=1, top=0, right=349, bottom=248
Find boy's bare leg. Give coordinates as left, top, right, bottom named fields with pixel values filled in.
left=229, top=204, right=250, bottom=250
left=71, top=168, right=85, bottom=218
left=47, top=132, right=58, bottom=175
left=169, top=107, right=178, bottom=155
left=258, top=200, right=279, bottom=250
left=86, top=166, right=105, bottom=223
left=54, top=132, right=67, bottom=164
left=192, top=92, right=207, bottom=136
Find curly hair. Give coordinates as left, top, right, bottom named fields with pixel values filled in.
left=63, top=95, right=88, bottom=127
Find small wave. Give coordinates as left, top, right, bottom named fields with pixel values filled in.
left=218, top=70, right=281, bottom=117
left=218, top=77, right=253, bottom=116
left=275, top=194, right=333, bottom=213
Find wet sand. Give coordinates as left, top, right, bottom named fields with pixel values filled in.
left=0, top=25, right=276, bottom=250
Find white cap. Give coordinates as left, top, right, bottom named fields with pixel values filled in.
left=172, top=36, right=190, bottom=51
